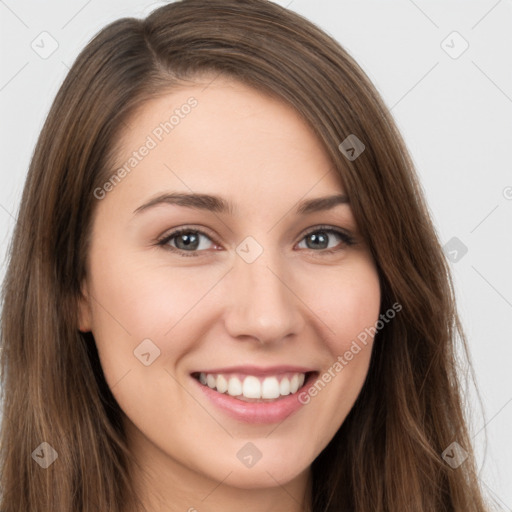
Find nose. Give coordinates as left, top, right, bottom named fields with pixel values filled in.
left=223, top=249, right=306, bottom=345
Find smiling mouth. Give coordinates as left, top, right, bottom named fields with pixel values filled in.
left=191, top=371, right=317, bottom=402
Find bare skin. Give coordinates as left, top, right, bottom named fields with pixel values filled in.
left=78, top=75, right=381, bottom=512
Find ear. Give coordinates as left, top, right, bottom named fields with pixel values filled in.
left=77, top=280, right=92, bottom=333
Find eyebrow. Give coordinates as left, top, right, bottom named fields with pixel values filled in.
left=132, top=192, right=349, bottom=216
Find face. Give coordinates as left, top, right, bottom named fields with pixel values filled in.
left=79, top=75, right=381, bottom=507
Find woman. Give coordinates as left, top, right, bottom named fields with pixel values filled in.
left=0, top=0, right=490, bottom=510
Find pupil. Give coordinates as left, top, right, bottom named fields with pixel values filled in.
left=177, top=232, right=198, bottom=250
left=308, top=232, right=327, bottom=249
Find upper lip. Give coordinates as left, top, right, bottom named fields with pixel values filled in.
left=192, top=365, right=317, bottom=376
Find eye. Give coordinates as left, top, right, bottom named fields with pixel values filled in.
left=297, top=225, right=355, bottom=254
left=157, top=227, right=218, bottom=257
left=156, top=224, right=355, bottom=257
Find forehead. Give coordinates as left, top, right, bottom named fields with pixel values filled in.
left=102, top=77, right=345, bottom=214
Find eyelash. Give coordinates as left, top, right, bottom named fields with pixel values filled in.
left=156, top=224, right=356, bottom=258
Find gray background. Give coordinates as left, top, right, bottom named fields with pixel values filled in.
left=1, top=0, right=511, bottom=508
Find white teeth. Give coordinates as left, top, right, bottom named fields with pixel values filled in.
left=216, top=374, right=228, bottom=394
left=279, top=377, right=291, bottom=396
left=227, top=376, right=242, bottom=396
left=206, top=374, right=216, bottom=389
left=261, top=376, right=281, bottom=399
left=290, top=374, right=299, bottom=394
left=197, top=372, right=308, bottom=400
left=243, top=376, right=261, bottom=398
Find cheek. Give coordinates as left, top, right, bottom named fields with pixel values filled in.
left=314, top=256, right=381, bottom=353
left=298, top=257, right=381, bottom=433
left=85, top=248, right=208, bottom=425
left=86, top=244, right=224, bottom=369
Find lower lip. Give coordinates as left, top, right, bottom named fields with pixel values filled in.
left=192, top=373, right=317, bottom=424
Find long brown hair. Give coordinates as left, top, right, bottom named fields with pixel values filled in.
left=0, top=0, right=491, bottom=510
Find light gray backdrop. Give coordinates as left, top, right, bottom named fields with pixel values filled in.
left=1, top=0, right=511, bottom=509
